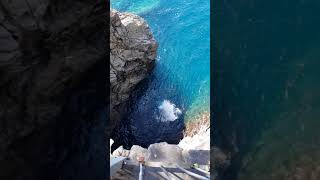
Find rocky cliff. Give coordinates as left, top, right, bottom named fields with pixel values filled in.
left=0, top=2, right=157, bottom=180
left=111, top=118, right=229, bottom=179
left=0, top=1, right=107, bottom=179
left=111, top=128, right=218, bottom=179
left=110, top=9, right=158, bottom=131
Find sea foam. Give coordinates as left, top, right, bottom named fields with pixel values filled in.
left=158, top=100, right=182, bottom=122
left=111, top=0, right=160, bottom=15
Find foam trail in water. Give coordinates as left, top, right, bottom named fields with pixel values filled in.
left=111, top=0, right=160, bottom=15
left=158, top=100, right=182, bottom=122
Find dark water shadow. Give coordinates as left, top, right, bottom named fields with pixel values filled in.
left=111, top=65, right=187, bottom=150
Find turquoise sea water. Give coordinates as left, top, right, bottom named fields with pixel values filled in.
left=111, top=0, right=210, bottom=147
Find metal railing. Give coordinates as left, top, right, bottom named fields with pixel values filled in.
left=110, top=156, right=127, bottom=176
left=111, top=156, right=210, bottom=180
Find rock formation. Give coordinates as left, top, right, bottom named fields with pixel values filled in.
left=110, top=9, right=158, bottom=131
left=111, top=129, right=213, bottom=179
left=0, top=1, right=107, bottom=179
left=111, top=124, right=229, bottom=179
left=0, top=2, right=157, bottom=180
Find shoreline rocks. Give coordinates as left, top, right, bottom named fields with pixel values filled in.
left=111, top=126, right=231, bottom=180
left=111, top=135, right=211, bottom=179
left=111, top=127, right=211, bottom=171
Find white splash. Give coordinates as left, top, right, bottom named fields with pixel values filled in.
left=111, top=0, right=160, bottom=15
left=158, top=100, right=182, bottom=122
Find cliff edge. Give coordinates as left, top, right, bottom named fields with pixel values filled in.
left=110, top=9, right=158, bottom=131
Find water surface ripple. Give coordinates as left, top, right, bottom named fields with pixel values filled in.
left=111, top=0, right=210, bottom=148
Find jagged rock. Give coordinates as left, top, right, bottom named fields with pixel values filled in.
left=182, top=149, right=210, bottom=165
left=148, top=142, right=185, bottom=164
left=112, top=141, right=211, bottom=180
left=128, top=145, right=149, bottom=162
left=110, top=9, right=158, bottom=131
left=112, top=145, right=130, bottom=157
left=111, top=127, right=212, bottom=170
left=0, top=1, right=107, bottom=179
left=179, top=128, right=210, bottom=150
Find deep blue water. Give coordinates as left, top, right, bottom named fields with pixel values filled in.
left=111, top=0, right=210, bottom=147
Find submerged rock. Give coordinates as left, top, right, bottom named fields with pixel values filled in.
left=110, top=9, right=158, bottom=131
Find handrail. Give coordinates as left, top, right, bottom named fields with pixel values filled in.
left=110, top=156, right=127, bottom=176
left=192, top=166, right=210, bottom=176
left=160, top=165, right=176, bottom=180
left=111, top=156, right=210, bottom=180
left=138, top=156, right=145, bottom=180
left=139, top=163, right=144, bottom=180
left=176, top=164, right=210, bottom=180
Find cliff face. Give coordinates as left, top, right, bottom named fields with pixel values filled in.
left=110, top=9, right=158, bottom=131
left=0, top=1, right=107, bottom=179
left=0, top=2, right=156, bottom=180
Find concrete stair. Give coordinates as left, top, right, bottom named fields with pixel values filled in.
left=111, top=159, right=209, bottom=180
left=111, top=142, right=210, bottom=180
